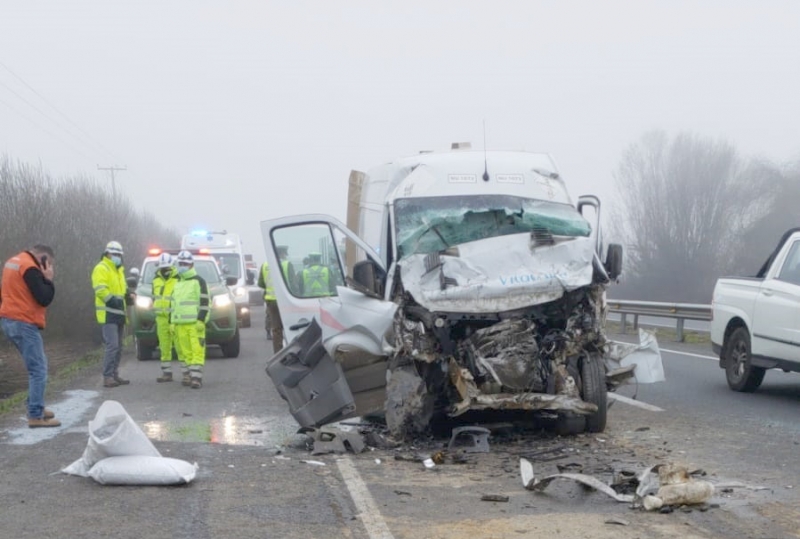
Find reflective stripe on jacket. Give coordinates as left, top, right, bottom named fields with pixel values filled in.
left=0, top=251, right=47, bottom=328
left=171, top=268, right=210, bottom=325
left=301, top=265, right=330, bottom=297
left=260, top=260, right=290, bottom=300
left=91, top=256, right=127, bottom=324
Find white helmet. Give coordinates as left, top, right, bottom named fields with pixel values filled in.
left=105, top=240, right=124, bottom=256
left=176, top=250, right=194, bottom=266
left=157, top=252, right=173, bottom=269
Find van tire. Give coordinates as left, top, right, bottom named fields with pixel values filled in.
left=581, top=352, right=608, bottom=433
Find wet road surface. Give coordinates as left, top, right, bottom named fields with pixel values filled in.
left=1, top=311, right=798, bottom=539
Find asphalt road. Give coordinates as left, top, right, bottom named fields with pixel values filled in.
left=0, top=311, right=798, bottom=539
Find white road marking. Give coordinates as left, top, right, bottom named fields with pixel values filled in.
left=336, top=457, right=395, bottom=539
left=660, top=348, right=718, bottom=361
left=608, top=393, right=664, bottom=412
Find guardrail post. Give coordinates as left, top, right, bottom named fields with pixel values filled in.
left=621, top=313, right=628, bottom=334
left=633, top=314, right=639, bottom=331
left=676, top=318, right=685, bottom=342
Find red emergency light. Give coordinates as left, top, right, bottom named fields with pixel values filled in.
left=148, top=248, right=162, bottom=255
left=199, top=248, right=211, bottom=254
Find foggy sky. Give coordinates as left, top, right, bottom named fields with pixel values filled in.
left=2, top=1, right=799, bottom=262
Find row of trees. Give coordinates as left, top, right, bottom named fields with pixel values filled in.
left=0, top=157, right=179, bottom=341
left=609, top=131, right=800, bottom=302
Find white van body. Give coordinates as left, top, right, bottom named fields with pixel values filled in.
left=181, top=230, right=251, bottom=327
left=260, top=148, right=637, bottom=438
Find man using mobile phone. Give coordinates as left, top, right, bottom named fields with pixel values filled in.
left=0, top=244, right=59, bottom=428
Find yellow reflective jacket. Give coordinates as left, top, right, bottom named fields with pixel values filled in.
left=152, top=267, right=177, bottom=319
left=92, top=256, right=127, bottom=324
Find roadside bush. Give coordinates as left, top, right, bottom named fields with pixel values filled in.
left=0, top=156, right=179, bottom=342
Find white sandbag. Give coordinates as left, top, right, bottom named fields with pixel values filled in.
left=62, top=400, right=161, bottom=477
left=88, top=456, right=198, bottom=486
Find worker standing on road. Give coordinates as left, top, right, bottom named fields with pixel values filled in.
left=91, top=241, right=133, bottom=388
left=0, top=244, right=60, bottom=428
left=298, top=252, right=333, bottom=297
left=153, top=253, right=179, bottom=383
left=257, top=245, right=295, bottom=353
left=171, top=251, right=209, bottom=389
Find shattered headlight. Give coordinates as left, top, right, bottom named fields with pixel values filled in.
left=135, top=296, right=153, bottom=310
left=213, top=294, right=233, bottom=308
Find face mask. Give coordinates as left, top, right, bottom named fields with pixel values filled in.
left=177, top=266, right=189, bottom=274
left=110, top=255, right=122, bottom=267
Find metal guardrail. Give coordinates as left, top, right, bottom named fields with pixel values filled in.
left=606, top=299, right=712, bottom=342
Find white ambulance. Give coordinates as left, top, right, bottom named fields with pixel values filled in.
left=181, top=230, right=251, bottom=327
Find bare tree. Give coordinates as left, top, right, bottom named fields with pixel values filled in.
left=0, top=155, right=180, bottom=341
left=610, top=131, right=777, bottom=302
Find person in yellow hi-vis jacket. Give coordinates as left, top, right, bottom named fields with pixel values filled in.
left=257, top=244, right=295, bottom=353
left=171, top=251, right=209, bottom=389
left=91, top=241, right=133, bottom=388
left=153, top=253, right=179, bottom=383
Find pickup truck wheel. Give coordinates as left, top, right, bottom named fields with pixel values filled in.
left=220, top=329, right=241, bottom=358
left=581, top=353, right=608, bottom=433
left=725, top=327, right=765, bottom=392
left=135, top=337, right=153, bottom=361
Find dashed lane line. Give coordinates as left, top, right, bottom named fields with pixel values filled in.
left=660, top=348, right=719, bottom=361
left=336, top=457, right=395, bottom=539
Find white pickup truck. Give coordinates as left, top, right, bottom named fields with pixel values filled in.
left=711, top=228, right=800, bottom=391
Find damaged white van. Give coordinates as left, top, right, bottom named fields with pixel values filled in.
left=261, top=149, right=624, bottom=438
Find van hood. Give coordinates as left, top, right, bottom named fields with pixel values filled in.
left=399, top=233, right=595, bottom=313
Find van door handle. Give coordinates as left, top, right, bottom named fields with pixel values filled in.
left=761, top=289, right=774, bottom=296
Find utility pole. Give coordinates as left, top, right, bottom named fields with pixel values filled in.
left=97, top=165, right=127, bottom=199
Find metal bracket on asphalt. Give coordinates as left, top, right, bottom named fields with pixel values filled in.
left=447, top=426, right=491, bottom=453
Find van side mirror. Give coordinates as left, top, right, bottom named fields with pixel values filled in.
left=604, top=243, right=623, bottom=280
left=246, top=269, right=256, bottom=286
left=352, top=260, right=384, bottom=297
left=225, top=276, right=238, bottom=287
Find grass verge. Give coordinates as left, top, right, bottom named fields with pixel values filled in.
left=605, top=321, right=711, bottom=345
left=0, top=344, right=126, bottom=417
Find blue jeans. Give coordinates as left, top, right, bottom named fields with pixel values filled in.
left=0, top=318, right=48, bottom=419
left=101, top=323, right=125, bottom=378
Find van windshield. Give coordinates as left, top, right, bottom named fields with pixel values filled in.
left=394, top=195, right=591, bottom=259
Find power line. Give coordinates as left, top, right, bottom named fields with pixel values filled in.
left=0, top=94, right=95, bottom=162
left=0, top=59, right=124, bottom=164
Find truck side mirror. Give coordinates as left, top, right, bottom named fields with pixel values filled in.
left=352, top=260, right=384, bottom=297
left=604, top=243, right=623, bottom=280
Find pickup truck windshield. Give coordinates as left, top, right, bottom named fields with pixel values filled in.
left=394, top=195, right=591, bottom=259
left=142, top=259, right=222, bottom=284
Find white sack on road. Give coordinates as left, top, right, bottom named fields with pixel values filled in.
left=607, top=329, right=665, bottom=384
left=61, top=400, right=198, bottom=486
left=88, top=456, right=198, bottom=486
